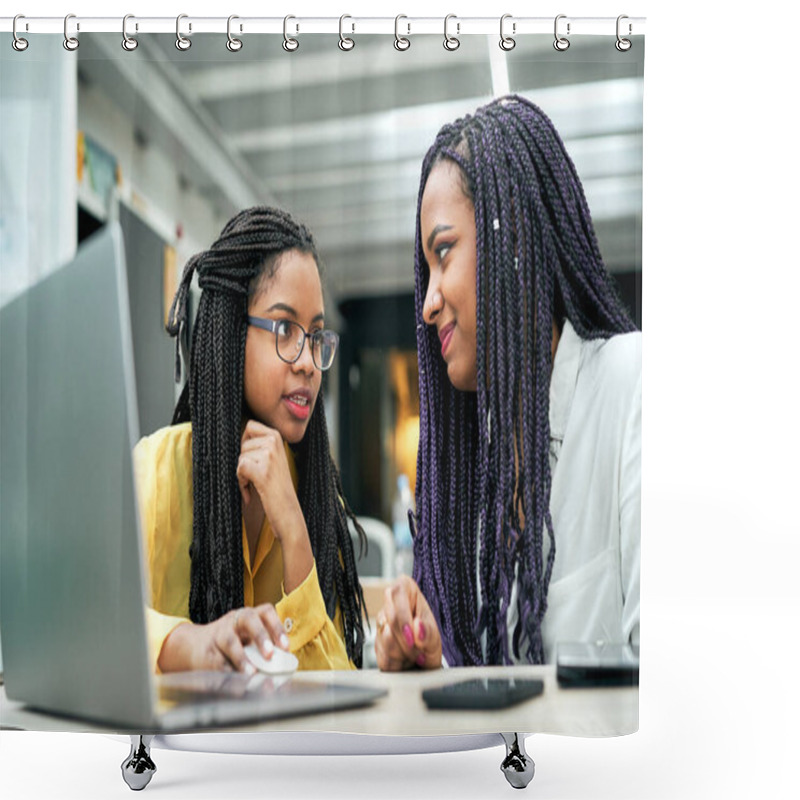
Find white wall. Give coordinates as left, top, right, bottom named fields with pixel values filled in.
left=77, top=79, right=228, bottom=265
left=0, top=37, right=77, bottom=307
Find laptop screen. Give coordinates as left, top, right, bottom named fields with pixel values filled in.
left=0, top=223, right=156, bottom=727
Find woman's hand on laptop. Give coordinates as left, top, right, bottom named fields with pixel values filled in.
left=158, top=603, right=290, bottom=674
left=375, top=575, right=442, bottom=671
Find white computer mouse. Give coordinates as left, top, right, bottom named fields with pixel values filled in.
left=243, top=643, right=299, bottom=675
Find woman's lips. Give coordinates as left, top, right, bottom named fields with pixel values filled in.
left=284, top=392, right=311, bottom=421
left=439, top=322, right=455, bottom=358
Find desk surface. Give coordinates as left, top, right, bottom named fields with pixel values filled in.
left=1, top=665, right=637, bottom=738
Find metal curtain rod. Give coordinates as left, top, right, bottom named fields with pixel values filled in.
left=1, top=15, right=645, bottom=36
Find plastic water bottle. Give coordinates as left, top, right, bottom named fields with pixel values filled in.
left=392, top=473, right=415, bottom=576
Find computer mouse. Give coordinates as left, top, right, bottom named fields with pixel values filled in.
left=243, top=643, right=299, bottom=675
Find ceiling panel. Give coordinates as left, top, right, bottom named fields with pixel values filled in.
left=78, top=33, right=644, bottom=301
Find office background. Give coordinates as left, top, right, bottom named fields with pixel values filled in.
left=3, top=22, right=642, bottom=541
left=1, top=2, right=798, bottom=800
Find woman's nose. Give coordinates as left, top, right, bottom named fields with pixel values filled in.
left=423, top=285, right=443, bottom=325
left=292, top=337, right=316, bottom=375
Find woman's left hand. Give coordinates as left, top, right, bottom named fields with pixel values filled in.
left=375, top=575, right=443, bottom=671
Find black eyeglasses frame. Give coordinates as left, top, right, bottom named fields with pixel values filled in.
left=246, top=315, right=339, bottom=372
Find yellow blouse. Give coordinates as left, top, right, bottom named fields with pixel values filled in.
left=133, top=422, right=354, bottom=673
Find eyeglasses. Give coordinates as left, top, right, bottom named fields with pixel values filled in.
left=247, top=316, right=339, bottom=371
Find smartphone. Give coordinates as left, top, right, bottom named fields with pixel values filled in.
left=556, top=641, right=639, bottom=688
left=422, top=677, right=544, bottom=710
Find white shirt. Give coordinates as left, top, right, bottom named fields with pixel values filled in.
left=499, top=320, right=642, bottom=664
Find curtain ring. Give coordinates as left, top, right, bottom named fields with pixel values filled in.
left=338, top=14, right=355, bottom=51
left=499, top=14, right=516, bottom=51
left=553, top=14, right=570, bottom=51
left=63, top=13, right=79, bottom=51
left=175, top=14, right=192, bottom=51
left=226, top=15, right=243, bottom=52
left=12, top=15, right=29, bottom=52
left=615, top=15, right=632, bottom=52
left=443, top=14, right=460, bottom=51
left=283, top=15, right=299, bottom=52
left=122, top=14, right=138, bottom=51
left=394, top=14, right=410, bottom=51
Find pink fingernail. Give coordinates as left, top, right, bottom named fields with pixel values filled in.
left=416, top=653, right=426, bottom=667
left=403, top=624, right=414, bottom=648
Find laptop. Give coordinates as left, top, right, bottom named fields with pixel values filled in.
left=0, top=223, right=385, bottom=731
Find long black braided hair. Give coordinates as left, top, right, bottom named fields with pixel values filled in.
left=412, top=96, right=637, bottom=666
left=167, top=206, right=366, bottom=666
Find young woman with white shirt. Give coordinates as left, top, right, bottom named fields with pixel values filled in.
left=375, top=95, right=641, bottom=670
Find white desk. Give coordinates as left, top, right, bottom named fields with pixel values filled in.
left=1, top=665, right=637, bottom=738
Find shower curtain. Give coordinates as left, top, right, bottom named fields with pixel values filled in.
left=0, top=12, right=644, bottom=798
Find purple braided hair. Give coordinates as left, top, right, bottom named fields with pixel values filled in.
left=412, top=96, right=636, bottom=665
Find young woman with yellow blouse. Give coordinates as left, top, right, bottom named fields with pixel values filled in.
left=134, top=207, right=366, bottom=674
